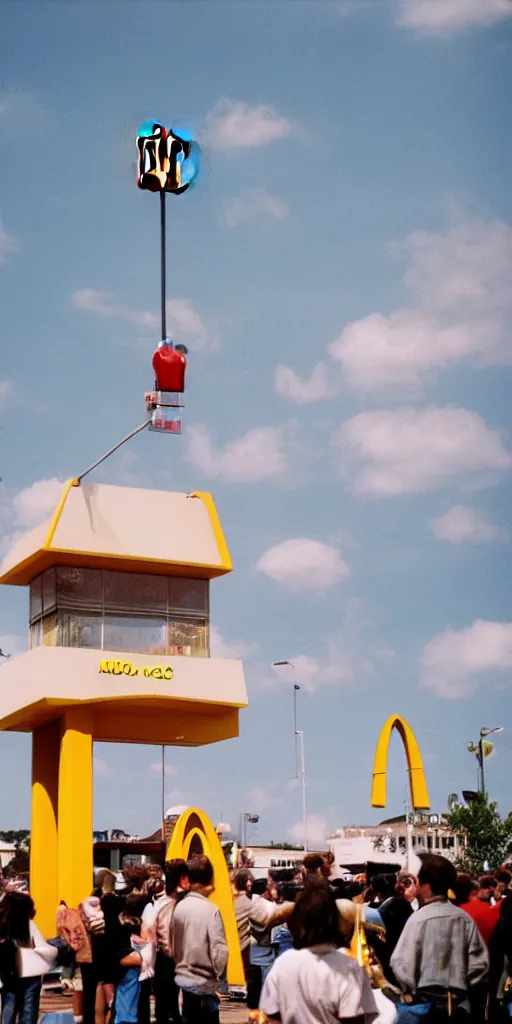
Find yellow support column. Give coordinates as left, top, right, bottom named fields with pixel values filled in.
left=31, top=720, right=60, bottom=937
left=57, top=709, right=94, bottom=909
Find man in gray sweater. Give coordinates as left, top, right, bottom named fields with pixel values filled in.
left=173, top=855, right=228, bottom=1024
left=391, top=853, right=489, bottom=1017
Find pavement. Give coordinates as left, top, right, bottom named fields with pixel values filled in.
left=40, top=987, right=248, bottom=1023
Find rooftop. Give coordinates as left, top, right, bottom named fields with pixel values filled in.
left=0, top=481, right=232, bottom=585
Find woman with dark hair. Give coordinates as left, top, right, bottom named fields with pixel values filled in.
left=0, top=891, right=57, bottom=1024
left=259, top=885, right=378, bottom=1023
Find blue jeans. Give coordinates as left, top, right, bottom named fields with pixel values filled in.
left=1, top=976, right=42, bottom=1024
left=181, top=990, right=220, bottom=1024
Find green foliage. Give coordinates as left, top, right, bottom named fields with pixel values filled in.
left=446, top=794, right=512, bottom=875
left=0, top=829, right=30, bottom=853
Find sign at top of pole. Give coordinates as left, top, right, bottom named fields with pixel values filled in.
left=136, top=121, right=200, bottom=194
left=136, top=120, right=199, bottom=436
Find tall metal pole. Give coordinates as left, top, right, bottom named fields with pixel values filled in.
left=404, top=785, right=413, bottom=871
left=297, top=729, right=308, bottom=853
left=161, top=745, right=166, bottom=845
left=292, top=676, right=299, bottom=780
left=160, top=190, right=167, bottom=341
left=272, top=660, right=308, bottom=851
left=478, top=734, right=485, bottom=796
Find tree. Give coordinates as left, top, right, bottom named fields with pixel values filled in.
left=446, top=793, right=512, bottom=875
left=0, top=830, right=30, bottom=852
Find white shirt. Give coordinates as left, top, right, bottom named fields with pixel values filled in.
left=17, top=921, right=58, bottom=978
left=260, top=945, right=378, bottom=1024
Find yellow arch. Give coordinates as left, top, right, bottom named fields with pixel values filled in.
left=166, top=808, right=244, bottom=986
left=371, top=714, right=430, bottom=810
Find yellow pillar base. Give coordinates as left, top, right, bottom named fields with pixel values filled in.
left=57, top=710, right=94, bottom=910
left=31, top=720, right=60, bottom=937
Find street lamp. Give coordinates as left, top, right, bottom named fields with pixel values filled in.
left=272, top=660, right=308, bottom=853
left=240, top=812, right=260, bottom=847
left=477, top=727, right=503, bottom=796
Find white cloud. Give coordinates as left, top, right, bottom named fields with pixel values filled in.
left=94, top=757, right=113, bottom=778
left=430, top=505, right=506, bottom=543
left=186, top=423, right=294, bottom=483
left=329, top=217, right=512, bottom=392
left=0, top=217, right=20, bottom=265
left=0, top=634, right=27, bottom=659
left=256, top=538, right=349, bottom=592
left=72, top=289, right=214, bottom=350
left=272, top=645, right=356, bottom=693
left=11, top=477, right=64, bottom=528
left=274, top=362, right=335, bottom=404
left=223, top=188, right=289, bottom=228
left=210, top=627, right=258, bottom=660
left=247, top=785, right=282, bottom=814
left=0, top=477, right=64, bottom=558
left=73, top=289, right=119, bottom=317
left=289, top=814, right=327, bottom=847
left=334, top=406, right=512, bottom=497
left=206, top=99, right=293, bottom=150
left=0, top=91, right=49, bottom=126
left=149, top=762, right=178, bottom=777
left=397, top=0, right=512, bottom=33
left=0, top=380, right=15, bottom=409
left=422, top=620, right=512, bottom=698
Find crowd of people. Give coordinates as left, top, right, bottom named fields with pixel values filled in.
left=1, top=853, right=512, bottom=1024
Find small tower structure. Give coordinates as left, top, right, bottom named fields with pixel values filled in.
left=0, top=479, right=247, bottom=935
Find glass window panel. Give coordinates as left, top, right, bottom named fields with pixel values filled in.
left=42, top=569, right=56, bottom=615
left=57, top=567, right=102, bottom=611
left=58, top=612, right=102, bottom=649
left=103, top=572, right=167, bottom=615
left=103, top=615, right=167, bottom=655
left=168, top=578, right=209, bottom=615
left=30, top=620, right=42, bottom=648
left=167, top=617, right=209, bottom=657
left=42, top=612, right=58, bottom=646
left=30, top=576, right=42, bottom=622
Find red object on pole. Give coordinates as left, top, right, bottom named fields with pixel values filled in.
left=152, top=342, right=187, bottom=393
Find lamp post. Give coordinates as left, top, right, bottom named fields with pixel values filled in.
left=477, top=727, right=503, bottom=796
left=240, top=812, right=259, bottom=847
left=272, top=660, right=308, bottom=853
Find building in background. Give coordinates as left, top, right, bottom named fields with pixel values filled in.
left=0, top=839, right=16, bottom=870
left=328, top=812, right=464, bottom=876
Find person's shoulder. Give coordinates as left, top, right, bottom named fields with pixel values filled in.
left=332, top=948, right=365, bottom=972
left=234, top=892, right=251, bottom=906
left=445, top=901, right=471, bottom=917
left=271, top=947, right=300, bottom=971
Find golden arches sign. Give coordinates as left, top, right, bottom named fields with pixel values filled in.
left=166, top=807, right=245, bottom=987
left=371, top=714, right=430, bottom=810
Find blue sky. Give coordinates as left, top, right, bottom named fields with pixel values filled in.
left=1, top=0, right=512, bottom=846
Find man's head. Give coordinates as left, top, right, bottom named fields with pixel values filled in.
left=452, top=873, right=478, bottom=906
left=495, top=869, right=512, bottom=898
left=301, top=854, right=324, bottom=884
left=122, top=866, right=150, bottom=894
left=165, top=858, right=189, bottom=896
left=232, top=868, right=254, bottom=894
left=477, top=875, right=496, bottom=903
left=417, top=854, right=457, bottom=905
left=370, top=873, right=396, bottom=903
left=187, top=855, right=214, bottom=892
left=395, top=872, right=417, bottom=903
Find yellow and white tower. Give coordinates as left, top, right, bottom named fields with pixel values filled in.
left=0, top=479, right=247, bottom=936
